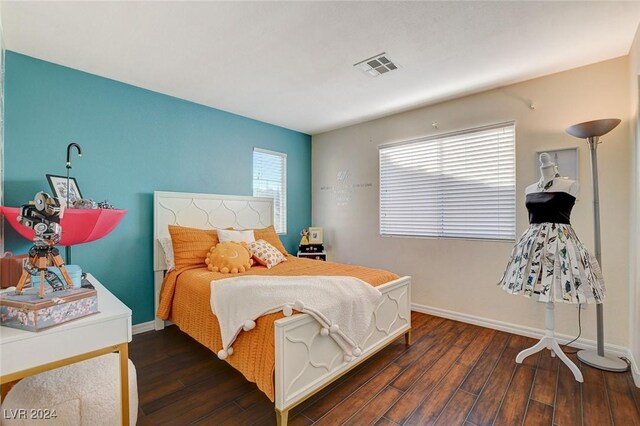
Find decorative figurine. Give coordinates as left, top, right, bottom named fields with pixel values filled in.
left=299, top=228, right=310, bottom=246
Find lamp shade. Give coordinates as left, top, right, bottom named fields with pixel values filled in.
left=1, top=206, right=126, bottom=246
left=566, top=118, right=621, bottom=139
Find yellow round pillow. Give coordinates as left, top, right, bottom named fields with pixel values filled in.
left=205, top=241, right=253, bottom=274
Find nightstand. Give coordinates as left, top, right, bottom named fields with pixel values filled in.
left=0, top=274, right=132, bottom=425
left=297, top=251, right=327, bottom=261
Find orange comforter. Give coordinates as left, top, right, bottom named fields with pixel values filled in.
left=157, top=256, right=398, bottom=401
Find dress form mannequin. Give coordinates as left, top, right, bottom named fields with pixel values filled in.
left=525, top=153, right=579, bottom=197
left=516, top=152, right=583, bottom=382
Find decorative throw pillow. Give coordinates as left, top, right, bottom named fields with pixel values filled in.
left=253, top=226, right=289, bottom=256
left=217, top=229, right=256, bottom=244
left=168, top=225, right=219, bottom=269
left=248, top=239, right=287, bottom=269
left=158, top=237, right=175, bottom=271
left=205, top=241, right=253, bottom=274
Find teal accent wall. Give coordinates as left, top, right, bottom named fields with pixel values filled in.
left=4, top=52, right=311, bottom=324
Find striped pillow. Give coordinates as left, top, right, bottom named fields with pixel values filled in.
left=252, top=226, right=289, bottom=255
left=168, top=225, right=219, bottom=269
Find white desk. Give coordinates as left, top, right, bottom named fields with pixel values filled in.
left=0, top=274, right=132, bottom=425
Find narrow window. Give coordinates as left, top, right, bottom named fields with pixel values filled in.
left=253, top=148, right=287, bottom=234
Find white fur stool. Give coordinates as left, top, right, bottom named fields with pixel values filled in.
left=1, top=354, right=138, bottom=425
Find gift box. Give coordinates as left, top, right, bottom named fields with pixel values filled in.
left=0, top=286, right=98, bottom=332
left=0, top=252, right=28, bottom=289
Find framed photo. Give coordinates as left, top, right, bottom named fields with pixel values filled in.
left=309, top=227, right=323, bottom=244
left=46, top=174, right=83, bottom=208
left=535, top=148, right=579, bottom=180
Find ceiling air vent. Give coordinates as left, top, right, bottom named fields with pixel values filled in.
left=354, top=53, right=399, bottom=77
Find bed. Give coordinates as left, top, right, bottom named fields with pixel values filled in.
left=153, top=191, right=412, bottom=425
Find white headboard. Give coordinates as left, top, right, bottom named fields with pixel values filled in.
left=153, top=191, right=274, bottom=272
left=153, top=191, right=273, bottom=330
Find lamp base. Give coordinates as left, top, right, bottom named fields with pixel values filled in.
left=577, top=349, right=628, bottom=372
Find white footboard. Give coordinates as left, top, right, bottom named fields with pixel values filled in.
left=274, top=276, right=411, bottom=413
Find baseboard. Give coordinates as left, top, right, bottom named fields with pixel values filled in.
left=132, top=320, right=155, bottom=335
left=628, top=349, right=640, bottom=388
left=411, top=303, right=630, bottom=359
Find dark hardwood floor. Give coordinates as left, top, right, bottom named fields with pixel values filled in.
left=131, top=312, right=640, bottom=425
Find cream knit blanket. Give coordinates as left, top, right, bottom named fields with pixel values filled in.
left=210, top=275, right=383, bottom=361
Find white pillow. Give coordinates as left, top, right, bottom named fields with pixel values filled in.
left=217, top=229, right=255, bottom=244
left=158, top=237, right=175, bottom=271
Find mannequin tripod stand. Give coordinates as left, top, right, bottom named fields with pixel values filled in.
left=516, top=302, right=583, bottom=382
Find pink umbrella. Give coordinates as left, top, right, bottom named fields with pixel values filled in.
left=1, top=206, right=126, bottom=246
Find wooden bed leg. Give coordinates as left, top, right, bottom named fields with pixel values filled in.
left=276, top=408, right=288, bottom=426
left=405, top=329, right=413, bottom=346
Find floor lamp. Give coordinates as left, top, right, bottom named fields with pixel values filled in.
left=565, top=118, right=628, bottom=372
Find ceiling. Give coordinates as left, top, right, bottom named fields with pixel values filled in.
left=3, top=1, right=640, bottom=135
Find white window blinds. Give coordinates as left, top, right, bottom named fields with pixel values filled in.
left=253, top=148, right=287, bottom=234
left=379, top=122, right=515, bottom=241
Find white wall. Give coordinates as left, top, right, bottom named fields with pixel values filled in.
left=628, top=24, right=640, bottom=384
left=313, top=57, right=631, bottom=347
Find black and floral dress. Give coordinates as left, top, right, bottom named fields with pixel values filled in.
left=498, top=191, right=605, bottom=304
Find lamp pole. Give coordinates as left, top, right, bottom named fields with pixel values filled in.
left=587, top=136, right=605, bottom=358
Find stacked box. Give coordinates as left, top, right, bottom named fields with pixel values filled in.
left=0, top=286, right=98, bottom=331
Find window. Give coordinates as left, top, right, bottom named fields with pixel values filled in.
left=253, top=148, right=287, bottom=234
left=379, top=122, right=515, bottom=241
